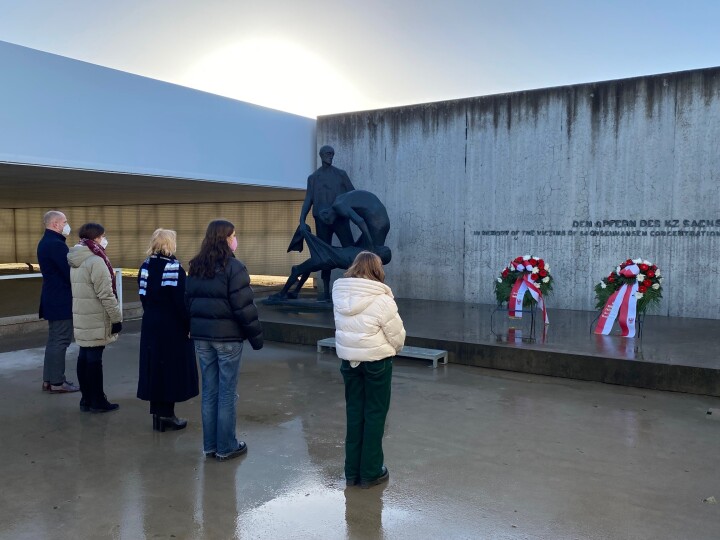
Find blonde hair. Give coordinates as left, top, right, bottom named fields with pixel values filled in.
left=146, top=229, right=177, bottom=257
left=344, top=251, right=385, bottom=282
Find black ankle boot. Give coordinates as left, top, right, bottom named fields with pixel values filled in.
left=87, top=363, right=119, bottom=413
left=155, top=416, right=187, bottom=432
left=90, top=395, right=119, bottom=413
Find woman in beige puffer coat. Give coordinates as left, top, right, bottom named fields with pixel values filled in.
left=332, top=251, right=405, bottom=489
left=68, top=223, right=122, bottom=413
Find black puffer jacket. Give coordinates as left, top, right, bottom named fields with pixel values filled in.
left=185, top=257, right=263, bottom=349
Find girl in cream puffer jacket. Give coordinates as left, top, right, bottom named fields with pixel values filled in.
left=332, top=251, right=405, bottom=489
left=332, top=278, right=405, bottom=362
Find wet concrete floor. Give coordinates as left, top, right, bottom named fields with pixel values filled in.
left=0, top=327, right=719, bottom=539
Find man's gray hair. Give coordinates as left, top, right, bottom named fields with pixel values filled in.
left=43, top=210, right=64, bottom=227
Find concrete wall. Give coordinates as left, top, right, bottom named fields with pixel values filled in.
left=0, top=40, right=315, bottom=188
left=318, top=68, right=720, bottom=319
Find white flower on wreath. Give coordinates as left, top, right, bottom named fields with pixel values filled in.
left=642, top=259, right=651, bottom=266
left=497, top=277, right=503, bottom=283
left=616, top=266, right=621, bottom=274
left=599, top=281, right=607, bottom=289
left=542, top=276, right=550, bottom=283
left=635, top=292, right=644, bottom=300
left=523, top=255, right=531, bottom=261
left=655, top=269, right=662, bottom=277
left=633, top=258, right=642, bottom=264
left=532, top=266, right=540, bottom=274
left=658, top=277, right=663, bottom=283
left=652, top=283, right=660, bottom=290
left=544, top=265, right=551, bottom=273
left=636, top=274, right=645, bottom=282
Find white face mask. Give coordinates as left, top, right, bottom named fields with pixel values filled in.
left=61, top=223, right=71, bottom=236
left=100, top=237, right=109, bottom=249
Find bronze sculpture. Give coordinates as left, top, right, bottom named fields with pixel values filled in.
left=295, top=146, right=355, bottom=297
left=270, top=190, right=392, bottom=302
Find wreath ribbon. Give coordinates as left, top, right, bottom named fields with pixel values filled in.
left=594, top=264, right=640, bottom=337
left=508, top=274, right=550, bottom=325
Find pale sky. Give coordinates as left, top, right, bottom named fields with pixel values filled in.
left=2, top=0, right=720, bottom=118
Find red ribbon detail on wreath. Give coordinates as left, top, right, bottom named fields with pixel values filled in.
left=508, top=274, right=550, bottom=325
left=594, top=264, right=640, bottom=337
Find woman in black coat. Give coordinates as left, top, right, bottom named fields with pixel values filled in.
left=137, top=229, right=199, bottom=432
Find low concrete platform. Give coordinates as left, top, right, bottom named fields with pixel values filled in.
left=258, top=298, right=720, bottom=397
left=0, top=327, right=719, bottom=539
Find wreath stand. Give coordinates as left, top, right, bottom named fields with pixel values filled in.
left=589, top=309, right=647, bottom=352
left=490, top=301, right=538, bottom=342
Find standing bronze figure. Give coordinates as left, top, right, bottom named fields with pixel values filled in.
left=295, top=146, right=355, bottom=297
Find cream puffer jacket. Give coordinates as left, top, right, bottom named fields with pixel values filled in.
left=67, top=245, right=122, bottom=347
left=332, top=277, right=406, bottom=362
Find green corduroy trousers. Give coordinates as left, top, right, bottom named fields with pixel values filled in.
left=340, top=358, right=393, bottom=482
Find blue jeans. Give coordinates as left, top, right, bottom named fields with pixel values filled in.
left=195, top=340, right=243, bottom=457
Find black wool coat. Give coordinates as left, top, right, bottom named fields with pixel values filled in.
left=37, top=229, right=72, bottom=320
left=136, top=255, right=199, bottom=403
left=185, top=257, right=264, bottom=350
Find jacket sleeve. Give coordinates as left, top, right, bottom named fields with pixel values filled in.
left=227, top=261, right=264, bottom=350
left=137, top=267, right=146, bottom=309
left=378, top=296, right=406, bottom=353
left=173, top=266, right=190, bottom=333
left=50, top=241, right=71, bottom=284
left=90, top=259, right=123, bottom=323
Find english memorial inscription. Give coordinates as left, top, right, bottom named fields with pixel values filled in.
left=476, top=218, right=720, bottom=238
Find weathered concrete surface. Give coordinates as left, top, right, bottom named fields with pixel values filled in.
left=1, top=328, right=719, bottom=539
left=318, top=67, right=720, bottom=319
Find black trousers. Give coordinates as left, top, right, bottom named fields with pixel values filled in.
left=150, top=401, right=175, bottom=417
left=77, top=346, right=105, bottom=405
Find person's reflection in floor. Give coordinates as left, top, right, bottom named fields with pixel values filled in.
left=344, top=483, right=386, bottom=538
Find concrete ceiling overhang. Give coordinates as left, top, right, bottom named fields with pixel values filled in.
left=0, top=163, right=306, bottom=209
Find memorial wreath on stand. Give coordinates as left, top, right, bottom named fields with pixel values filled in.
left=494, top=255, right=553, bottom=324
left=594, top=258, right=663, bottom=337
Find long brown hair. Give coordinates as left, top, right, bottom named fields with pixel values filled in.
left=189, top=220, right=234, bottom=278
left=344, top=251, right=385, bottom=282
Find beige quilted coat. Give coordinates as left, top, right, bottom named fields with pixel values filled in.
left=67, top=245, right=122, bottom=347
left=332, top=277, right=406, bottom=362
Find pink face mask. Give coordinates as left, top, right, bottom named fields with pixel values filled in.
left=229, top=237, right=238, bottom=252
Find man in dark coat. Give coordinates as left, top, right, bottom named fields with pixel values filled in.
left=37, top=210, right=79, bottom=393
left=296, top=145, right=356, bottom=299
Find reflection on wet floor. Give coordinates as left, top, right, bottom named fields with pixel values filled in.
left=0, top=337, right=719, bottom=539
left=258, top=297, right=720, bottom=368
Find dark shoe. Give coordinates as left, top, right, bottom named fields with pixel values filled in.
left=204, top=451, right=217, bottom=459
left=360, top=466, right=389, bottom=489
left=47, top=381, right=80, bottom=393
left=79, top=398, right=90, bottom=412
left=346, top=477, right=360, bottom=487
left=216, top=442, right=247, bottom=461
left=89, top=395, right=119, bottom=413
left=154, top=415, right=187, bottom=432
left=42, top=381, right=51, bottom=392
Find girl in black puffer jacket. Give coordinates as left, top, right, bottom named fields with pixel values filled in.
left=186, top=219, right=263, bottom=461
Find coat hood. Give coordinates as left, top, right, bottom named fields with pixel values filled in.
left=67, top=244, right=94, bottom=268
left=332, top=277, right=393, bottom=316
